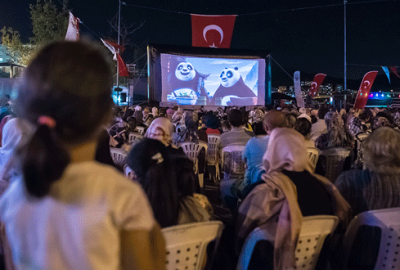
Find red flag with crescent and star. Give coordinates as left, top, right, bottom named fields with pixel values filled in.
left=191, top=14, right=236, bottom=48
left=390, top=66, right=400, bottom=79
left=309, top=73, right=326, bottom=98
left=354, top=71, right=378, bottom=110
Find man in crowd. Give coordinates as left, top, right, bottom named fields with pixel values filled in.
left=310, top=107, right=329, bottom=141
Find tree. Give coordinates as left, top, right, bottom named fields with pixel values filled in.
left=0, top=27, right=33, bottom=66
left=30, top=0, right=69, bottom=46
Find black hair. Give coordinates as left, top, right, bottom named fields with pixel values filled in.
left=16, top=41, right=113, bottom=198
left=318, top=107, right=329, bottom=120
left=294, top=118, right=312, bottom=137
left=126, top=138, right=179, bottom=228
left=228, top=109, right=243, bottom=127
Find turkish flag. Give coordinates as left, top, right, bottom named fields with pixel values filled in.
left=117, top=54, right=129, bottom=77
left=191, top=14, right=236, bottom=48
left=65, top=12, right=80, bottom=41
left=390, top=66, right=400, bottom=79
left=354, top=71, right=378, bottom=110
left=309, top=73, right=326, bottom=98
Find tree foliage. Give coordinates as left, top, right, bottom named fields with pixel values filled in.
left=0, top=27, right=33, bottom=66
left=30, top=0, right=69, bottom=46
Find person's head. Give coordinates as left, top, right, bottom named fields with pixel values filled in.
left=16, top=41, right=113, bottom=198
left=228, top=109, right=243, bottom=127
left=205, top=114, right=220, bottom=129
left=359, top=109, right=373, bottom=123
left=184, top=112, right=198, bottom=132
left=254, top=109, right=265, bottom=123
left=127, top=116, right=137, bottom=132
left=372, top=115, right=393, bottom=131
left=324, top=111, right=342, bottom=132
left=126, top=138, right=179, bottom=227
left=143, top=106, right=150, bottom=116
left=294, top=117, right=312, bottom=139
left=158, top=107, right=166, bottom=117
left=362, top=127, right=400, bottom=173
left=318, top=107, right=329, bottom=120
left=263, top=110, right=287, bottom=135
left=286, top=113, right=297, bottom=128
left=145, top=117, right=174, bottom=146
left=152, top=107, right=158, bottom=116
left=310, top=115, right=318, bottom=124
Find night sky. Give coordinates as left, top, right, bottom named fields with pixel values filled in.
left=1, top=0, right=399, bottom=82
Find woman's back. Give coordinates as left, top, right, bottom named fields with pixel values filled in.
left=0, top=161, right=154, bottom=270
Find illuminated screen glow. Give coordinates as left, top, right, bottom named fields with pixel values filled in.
left=160, top=53, right=266, bottom=106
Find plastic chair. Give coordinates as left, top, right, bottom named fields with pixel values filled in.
left=207, top=135, right=221, bottom=182
left=354, top=132, right=370, bottom=168
left=179, top=142, right=208, bottom=188
left=319, top=147, right=351, bottom=182
left=109, top=147, right=127, bottom=166
left=136, top=126, right=145, bottom=135
left=342, top=208, right=400, bottom=270
left=307, top=147, right=320, bottom=171
left=237, top=215, right=339, bottom=270
left=128, top=132, right=143, bottom=144
left=162, top=221, right=224, bottom=270
left=222, top=145, right=246, bottom=178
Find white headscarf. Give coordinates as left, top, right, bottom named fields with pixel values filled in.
left=145, top=117, right=174, bottom=146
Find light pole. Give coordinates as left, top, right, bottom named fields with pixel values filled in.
left=344, top=0, right=347, bottom=109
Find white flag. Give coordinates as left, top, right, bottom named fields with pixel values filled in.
left=294, top=71, right=305, bottom=108
left=65, top=12, right=80, bottom=41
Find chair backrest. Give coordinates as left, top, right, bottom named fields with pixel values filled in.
left=128, top=132, right=143, bottom=144
left=237, top=215, right=338, bottom=270
left=342, top=208, right=400, bottom=270
left=207, top=135, right=221, bottom=165
left=222, top=145, right=246, bottom=175
left=109, top=147, right=127, bottom=165
left=179, top=142, right=204, bottom=161
left=307, top=147, right=320, bottom=170
left=136, top=126, right=145, bottom=135
left=320, top=147, right=351, bottom=182
left=162, top=221, right=224, bottom=270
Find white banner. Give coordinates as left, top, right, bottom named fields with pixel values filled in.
left=65, top=12, right=79, bottom=41
left=294, top=71, right=304, bottom=108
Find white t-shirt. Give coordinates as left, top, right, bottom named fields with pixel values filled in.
left=0, top=161, right=155, bottom=270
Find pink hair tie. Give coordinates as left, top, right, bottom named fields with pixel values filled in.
left=38, top=116, right=56, bottom=128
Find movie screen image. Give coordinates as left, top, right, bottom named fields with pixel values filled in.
left=161, top=53, right=265, bottom=106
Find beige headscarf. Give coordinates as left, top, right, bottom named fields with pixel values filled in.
left=237, top=128, right=351, bottom=270
left=145, top=117, right=174, bottom=146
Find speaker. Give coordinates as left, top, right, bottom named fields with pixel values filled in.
left=120, top=93, right=127, bottom=103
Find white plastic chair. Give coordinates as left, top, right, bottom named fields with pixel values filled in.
left=109, top=147, right=127, bottom=166
left=179, top=142, right=208, bottom=188
left=237, top=215, right=339, bottom=270
left=128, top=132, right=143, bottom=144
left=342, top=208, right=400, bottom=270
left=207, top=135, right=221, bottom=182
left=307, top=147, right=320, bottom=171
left=162, top=221, right=224, bottom=270
left=136, top=126, right=145, bottom=135
left=319, top=147, right=351, bottom=182
left=222, top=145, right=246, bottom=178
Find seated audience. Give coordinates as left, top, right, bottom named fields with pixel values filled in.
left=311, top=107, right=329, bottom=141
left=127, top=138, right=211, bottom=228
left=219, top=109, right=254, bottom=149
left=336, top=127, right=400, bottom=218
left=0, top=41, right=165, bottom=270
left=294, top=117, right=315, bottom=149
left=205, top=113, right=221, bottom=135
left=236, top=128, right=350, bottom=270
left=251, top=109, right=266, bottom=136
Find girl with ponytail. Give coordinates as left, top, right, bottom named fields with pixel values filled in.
left=0, top=41, right=165, bottom=270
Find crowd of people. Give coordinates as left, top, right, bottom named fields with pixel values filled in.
left=0, top=40, right=399, bottom=269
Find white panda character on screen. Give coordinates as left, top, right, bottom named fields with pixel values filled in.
left=210, top=67, right=256, bottom=105
left=167, top=61, right=209, bottom=105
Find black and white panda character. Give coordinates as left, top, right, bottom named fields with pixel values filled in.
left=209, top=67, right=256, bottom=105
left=167, top=61, right=209, bottom=105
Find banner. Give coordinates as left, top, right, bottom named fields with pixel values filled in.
left=294, top=71, right=304, bottom=108
left=191, top=14, right=236, bottom=48
left=309, top=73, right=326, bottom=98
left=382, top=66, right=391, bottom=84
left=65, top=12, right=80, bottom=41
left=101, top=39, right=129, bottom=77
left=390, top=66, right=400, bottom=79
left=354, top=71, right=378, bottom=110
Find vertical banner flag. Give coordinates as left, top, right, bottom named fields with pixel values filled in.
left=390, top=66, right=400, bottom=79
left=354, top=71, right=378, bottom=110
left=65, top=12, right=80, bottom=41
left=382, top=66, right=391, bottom=84
left=101, top=39, right=129, bottom=77
left=294, top=71, right=305, bottom=108
left=309, top=73, right=326, bottom=98
left=191, top=15, right=236, bottom=48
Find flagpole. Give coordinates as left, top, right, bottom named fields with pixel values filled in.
left=116, top=0, right=121, bottom=106
left=343, top=0, right=347, bottom=110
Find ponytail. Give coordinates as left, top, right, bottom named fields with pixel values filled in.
left=18, top=125, right=70, bottom=198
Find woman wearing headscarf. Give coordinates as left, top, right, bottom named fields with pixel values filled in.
left=236, top=128, right=351, bottom=270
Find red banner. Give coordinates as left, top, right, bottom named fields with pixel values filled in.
left=117, top=54, right=129, bottom=77
left=390, top=66, right=400, bottom=79
left=354, top=71, right=378, bottom=110
left=309, top=73, right=326, bottom=98
left=191, top=14, right=236, bottom=48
